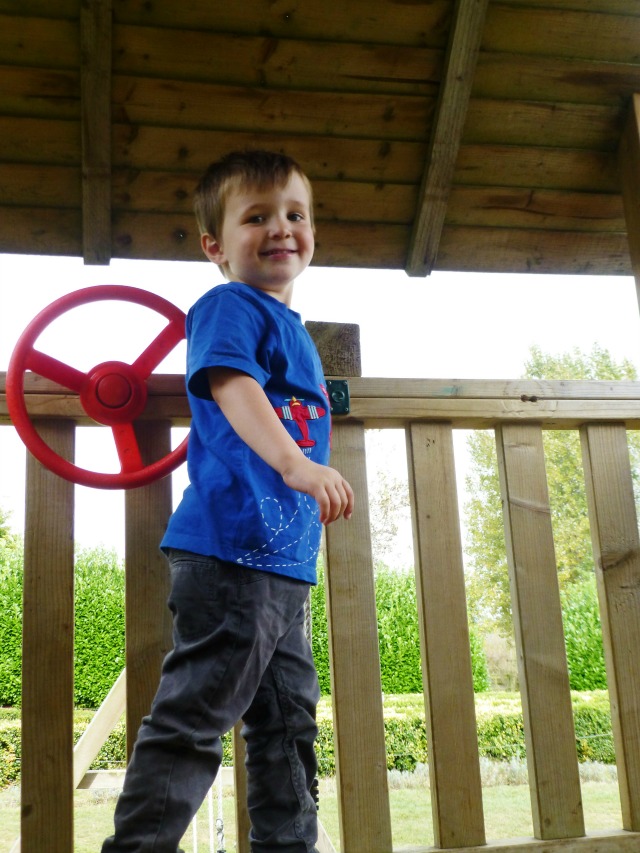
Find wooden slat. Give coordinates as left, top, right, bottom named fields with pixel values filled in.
left=74, top=669, right=126, bottom=789
left=455, top=145, right=620, bottom=192
left=80, top=0, right=112, bottom=265
left=464, top=98, right=623, bottom=150
left=21, top=420, right=75, bottom=853
left=474, top=52, right=640, bottom=107
left=580, top=424, right=640, bottom=831
left=406, top=0, right=489, bottom=276
left=233, top=723, right=250, bottom=853
left=112, top=0, right=452, bottom=48
left=7, top=375, right=640, bottom=429
left=425, top=831, right=640, bottom=853
left=124, top=421, right=173, bottom=755
left=406, top=422, right=485, bottom=848
left=496, top=424, right=584, bottom=840
left=324, top=422, right=392, bottom=853
left=0, top=166, right=626, bottom=236
left=618, top=93, right=640, bottom=310
left=483, top=5, right=640, bottom=64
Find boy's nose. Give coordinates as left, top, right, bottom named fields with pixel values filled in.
left=270, top=216, right=292, bottom=238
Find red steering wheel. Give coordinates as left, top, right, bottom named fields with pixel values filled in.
left=6, top=285, right=188, bottom=489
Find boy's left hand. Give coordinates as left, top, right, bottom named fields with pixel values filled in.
left=282, top=458, right=354, bottom=524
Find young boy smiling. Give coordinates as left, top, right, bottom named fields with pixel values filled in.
left=102, top=150, right=353, bottom=853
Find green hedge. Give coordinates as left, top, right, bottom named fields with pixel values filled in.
left=0, top=693, right=615, bottom=788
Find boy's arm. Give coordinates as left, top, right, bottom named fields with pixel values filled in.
left=208, top=367, right=354, bottom=524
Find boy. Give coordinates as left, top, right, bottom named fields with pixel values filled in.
left=102, top=149, right=354, bottom=853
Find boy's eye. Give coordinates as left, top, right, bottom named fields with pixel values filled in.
left=248, top=215, right=265, bottom=224
left=288, top=213, right=304, bottom=222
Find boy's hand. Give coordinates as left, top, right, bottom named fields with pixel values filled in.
left=282, top=458, right=354, bottom=524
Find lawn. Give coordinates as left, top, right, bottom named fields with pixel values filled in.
left=1, top=769, right=623, bottom=852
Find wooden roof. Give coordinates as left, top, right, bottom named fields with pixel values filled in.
left=2, top=0, right=640, bottom=276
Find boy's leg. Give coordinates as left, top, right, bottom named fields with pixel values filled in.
left=242, top=603, right=321, bottom=853
left=102, top=552, right=311, bottom=853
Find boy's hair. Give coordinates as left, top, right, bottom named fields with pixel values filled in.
left=194, top=149, right=314, bottom=239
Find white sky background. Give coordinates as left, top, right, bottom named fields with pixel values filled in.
left=1, top=252, right=639, bottom=560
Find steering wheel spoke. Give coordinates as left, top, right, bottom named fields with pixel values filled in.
left=26, top=349, right=87, bottom=392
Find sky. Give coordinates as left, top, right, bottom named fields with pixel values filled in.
left=1, top=252, right=639, bottom=559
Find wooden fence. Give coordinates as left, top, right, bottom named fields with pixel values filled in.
left=2, top=326, right=640, bottom=852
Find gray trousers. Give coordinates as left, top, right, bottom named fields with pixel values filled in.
left=102, top=550, right=320, bottom=853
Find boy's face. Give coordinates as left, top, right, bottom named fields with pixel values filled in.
left=201, top=172, right=314, bottom=306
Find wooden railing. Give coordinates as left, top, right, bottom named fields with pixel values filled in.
left=2, top=363, right=640, bottom=853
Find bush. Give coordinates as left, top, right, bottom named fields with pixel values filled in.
left=74, top=547, right=126, bottom=708
left=0, top=542, right=24, bottom=706
left=310, top=562, right=490, bottom=695
left=562, top=577, right=607, bottom=691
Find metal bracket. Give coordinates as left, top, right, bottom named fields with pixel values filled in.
left=326, top=379, right=350, bottom=415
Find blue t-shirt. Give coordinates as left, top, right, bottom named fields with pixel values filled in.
left=161, top=282, right=331, bottom=583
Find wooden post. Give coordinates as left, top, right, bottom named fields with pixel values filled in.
left=580, top=423, right=640, bottom=831
left=310, top=321, right=392, bottom=853
left=619, top=93, right=640, bottom=315
left=496, top=424, right=585, bottom=840
left=233, top=724, right=250, bottom=853
left=406, top=421, right=485, bottom=848
left=21, top=421, right=75, bottom=853
left=124, top=421, right=173, bottom=755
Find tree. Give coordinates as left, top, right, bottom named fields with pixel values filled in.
left=464, top=344, right=639, bottom=637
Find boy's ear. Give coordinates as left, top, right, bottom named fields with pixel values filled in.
left=201, top=232, right=225, bottom=265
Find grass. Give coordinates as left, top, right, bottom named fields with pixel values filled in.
left=1, top=765, right=624, bottom=852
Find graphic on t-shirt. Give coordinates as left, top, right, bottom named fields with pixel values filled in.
left=275, top=396, right=326, bottom=449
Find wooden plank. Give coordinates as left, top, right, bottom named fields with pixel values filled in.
left=580, top=424, right=640, bottom=831
left=475, top=52, right=640, bottom=108
left=111, top=124, right=427, bottom=182
left=124, top=421, right=173, bottom=755
left=465, top=98, right=623, bottom=150
left=406, top=0, right=489, bottom=276
left=7, top=375, right=640, bottom=429
left=618, top=93, right=640, bottom=310
left=112, top=0, right=452, bottom=48
left=0, top=164, right=626, bottom=235
left=496, top=424, right=584, bottom=840
left=233, top=723, right=250, bottom=853
left=455, top=145, right=620, bottom=192
left=108, top=76, right=433, bottom=142
left=323, top=421, right=392, bottom=853
left=446, top=186, right=624, bottom=233
left=403, top=830, right=640, bottom=853
left=9, top=373, right=640, bottom=402
left=406, top=422, right=485, bottom=848
left=80, top=0, right=112, bottom=264
left=74, top=669, right=126, bottom=789
left=483, top=5, right=640, bottom=64
left=435, top=225, right=631, bottom=276
left=0, top=117, right=80, bottom=164
left=113, top=23, right=441, bottom=97
left=21, top=420, right=75, bottom=853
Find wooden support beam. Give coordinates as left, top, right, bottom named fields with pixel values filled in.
left=619, top=93, right=640, bottom=314
left=496, top=424, right=584, bottom=840
left=80, top=0, right=113, bottom=265
left=124, top=422, right=173, bottom=755
left=406, top=422, right=485, bottom=848
left=581, top=424, right=640, bottom=831
left=405, top=0, right=489, bottom=277
left=21, top=422, right=75, bottom=853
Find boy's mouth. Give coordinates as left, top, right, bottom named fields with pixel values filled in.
left=261, top=248, right=296, bottom=257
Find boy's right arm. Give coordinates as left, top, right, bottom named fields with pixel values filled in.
left=208, top=367, right=354, bottom=524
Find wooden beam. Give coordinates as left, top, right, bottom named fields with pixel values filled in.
left=21, top=422, right=75, bottom=853
left=405, top=0, right=489, bottom=276
left=80, top=0, right=112, bottom=265
left=619, top=93, right=640, bottom=314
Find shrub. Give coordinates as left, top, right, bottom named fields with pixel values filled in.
left=0, top=542, right=23, bottom=706
left=74, top=547, right=126, bottom=708
left=562, top=577, right=607, bottom=691
left=310, top=562, right=490, bottom=695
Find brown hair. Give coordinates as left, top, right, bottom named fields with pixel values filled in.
left=193, top=149, right=314, bottom=239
